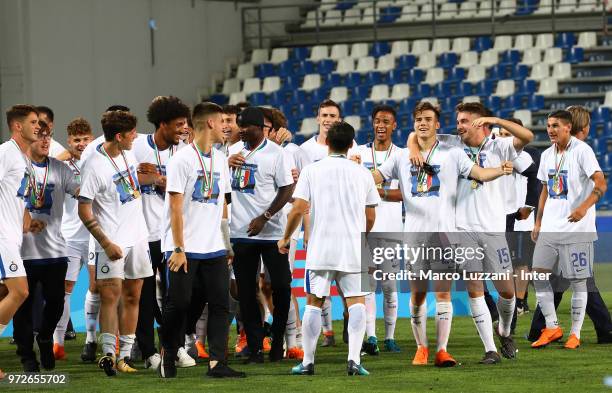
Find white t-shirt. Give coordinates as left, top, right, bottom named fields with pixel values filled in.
left=80, top=144, right=149, bottom=251
left=299, top=135, right=359, bottom=168
left=81, top=135, right=105, bottom=163
left=513, top=173, right=535, bottom=231
left=49, top=139, right=66, bottom=158
left=282, top=143, right=306, bottom=239
left=61, top=158, right=90, bottom=243
left=538, top=137, right=600, bottom=240
left=162, top=144, right=232, bottom=258
left=293, top=155, right=380, bottom=272
left=230, top=139, right=294, bottom=241
left=21, top=157, right=79, bottom=261
left=132, top=134, right=180, bottom=242
left=0, top=141, right=28, bottom=247
left=356, top=143, right=403, bottom=232
left=378, top=142, right=474, bottom=233
left=440, top=135, right=519, bottom=232
left=502, top=150, right=533, bottom=214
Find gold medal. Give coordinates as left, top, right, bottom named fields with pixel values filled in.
left=471, top=180, right=478, bottom=189
left=417, top=183, right=423, bottom=193
left=132, top=189, right=141, bottom=199
left=35, top=198, right=44, bottom=209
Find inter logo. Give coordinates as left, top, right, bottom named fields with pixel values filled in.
left=101, top=264, right=110, bottom=274
left=9, top=262, right=18, bottom=272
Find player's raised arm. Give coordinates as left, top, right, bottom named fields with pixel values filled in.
left=468, top=160, right=513, bottom=182
left=473, top=116, right=534, bottom=151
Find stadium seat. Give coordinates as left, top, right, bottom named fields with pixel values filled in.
left=256, top=63, right=275, bottom=78
left=480, top=50, right=499, bottom=67
left=334, top=57, right=355, bottom=74
left=514, top=34, right=534, bottom=50
left=397, top=4, right=419, bottom=22
left=262, top=76, right=281, bottom=93
left=320, top=0, right=337, bottom=11
left=457, top=1, right=478, bottom=19
left=543, top=47, right=563, bottom=65
left=341, top=8, right=361, bottom=25
left=371, top=41, right=391, bottom=57
left=249, top=92, right=267, bottom=106
left=284, top=75, right=301, bottom=90
left=432, top=38, right=451, bottom=55
left=494, top=79, right=516, bottom=98
left=577, top=31, right=598, bottom=48
left=360, top=7, right=376, bottom=24
left=592, top=107, right=610, bottom=125
left=527, top=94, right=545, bottom=110
left=447, top=67, right=465, bottom=81
left=488, top=64, right=507, bottom=81
left=424, top=68, right=445, bottom=85
left=421, top=97, right=440, bottom=106
left=537, top=77, right=558, bottom=96
left=331, top=44, right=350, bottom=60
left=411, top=39, right=430, bottom=56
left=529, top=63, right=549, bottom=81
left=535, top=33, right=554, bottom=49
left=459, top=51, right=479, bottom=67
left=493, top=35, right=513, bottom=52
left=376, top=54, right=396, bottom=72
left=513, top=109, right=533, bottom=126
left=552, top=62, right=572, bottom=80
left=242, top=78, right=261, bottom=95
left=483, top=95, right=501, bottom=111
left=299, top=118, right=318, bottom=136
left=438, top=52, right=458, bottom=69
left=473, top=36, right=493, bottom=52
left=390, top=83, right=411, bottom=100
left=533, top=0, right=553, bottom=14
left=229, top=92, right=247, bottom=105
left=512, top=63, right=529, bottom=80
left=576, top=0, right=600, bottom=12
left=345, top=72, right=362, bottom=88
left=420, top=3, right=434, bottom=19
left=602, top=91, right=612, bottom=108
left=391, top=40, right=410, bottom=56
left=417, top=52, right=437, bottom=69
left=451, top=37, right=471, bottom=53
left=566, top=47, right=584, bottom=63
left=521, top=48, right=542, bottom=65
left=466, top=64, right=487, bottom=83
left=379, top=6, right=402, bottom=24
left=368, top=84, right=390, bottom=101
left=475, top=80, right=495, bottom=95
left=476, top=1, right=493, bottom=17
left=309, top=45, right=328, bottom=62
left=500, top=50, right=521, bottom=65
left=356, top=56, right=376, bottom=73
left=556, top=32, right=576, bottom=48
left=250, top=48, right=269, bottom=65
left=301, top=11, right=319, bottom=28
left=236, top=63, right=255, bottom=80
left=496, top=0, right=516, bottom=16
left=350, top=43, right=369, bottom=58
left=413, top=83, right=431, bottom=97
left=278, top=60, right=298, bottom=78
left=438, top=2, right=458, bottom=19
left=345, top=115, right=362, bottom=132
left=463, top=95, right=481, bottom=103
left=323, top=9, right=343, bottom=26
left=301, top=74, right=321, bottom=91
left=330, top=87, right=349, bottom=103
left=557, top=0, right=577, bottom=13
left=222, top=78, right=241, bottom=95
left=291, top=47, right=309, bottom=61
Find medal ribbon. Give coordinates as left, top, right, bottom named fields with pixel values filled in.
left=30, top=159, right=50, bottom=206
left=191, top=143, right=214, bottom=198
left=370, top=143, right=393, bottom=170
left=100, top=145, right=138, bottom=194
left=554, top=140, right=570, bottom=182
left=69, top=159, right=80, bottom=175
left=417, top=140, right=439, bottom=187
left=11, top=139, right=38, bottom=200
left=467, top=137, right=488, bottom=164
left=151, top=134, right=175, bottom=173
left=236, top=139, right=266, bottom=183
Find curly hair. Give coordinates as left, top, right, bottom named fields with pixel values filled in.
left=66, top=117, right=93, bottom=136
left=101, top=111, right=137, bottom=141
left=146, top=96, right=190, bottom=129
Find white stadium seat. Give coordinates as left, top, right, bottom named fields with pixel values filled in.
left=493, top=35, right=513, bottom=52
left=301, top=11, right=319, bottom=28
left=438, top=2, right=458, bottom=19
left=534, top=0, right=553, bottom=14
left=411, top=39, right=430, bottom=56
left=330, top=86, right=349, bottom=102
left=480, top=50, right=499, bottom=67
left=360, top=7, right=376, bottom=25
left=463, top=95, right=481, bottom=103
left=301, top=74, right=322, bottom=91
left=514, top=34, right=534, bottom=51
left=521, top=48, right=542, bottom=65
left=299, top=118, right=319, bottom=136
left=459, top=51, right=479, bottom=67
left=552, top=62, right=572, bottom=80
left=222, top=78, right=240, bottom=95
left=397, top=4, right=419, bottom=22
left=602, top=91, right=612, bottom=108
left=421, top=97, right=440, bottom=106
left=542, top=47, right=563, bottom=65
left=537, top=77, right=559, bottom=96
left=269, top=48, right=289, bottom=64
left=250, top=49, right=269, bottom=65
left=242, top=77, right=261, bottom=95
left=432, top=38, right=451, bottom=55
left=342, top=8, right=361, bottom=25
left=391, top=40, right=410, bottom=56
left=350, top=43, right=369, bottom=59
left=457, top=1, right=478, bottom=18
left=417, top=52, right=437, bottom=69
left=390, top=83, right=411, bottom=100
left=229, top=92, right=247, bottom=105
left=345, top=115, right=362, bottom=132
left=513, top=110, right=533, bottom=127
left=576, top=0, right=599, bottom=12
left=369, top=84, right=390, bottom=101
left=330, top=44, right=349, bottom=60
left=309, top=45, right=328, bottom=61
left=557, top=0, right=577, bottom=13
left=376, top=54, right=397, bottom=72
left=334, top=57, right=355, bottom=74
left=320, top=0, right=337, bottom=11
left=535, top=33, right=554, bottom=49
left=529, top=63, right=550, bottom=81
left=322, top=9, right=342, bottom=26
left=494, top=79, right=515, bottom=98
left=356, top=56, right=376, bottom=73
left=424, top=67, right=445, bottom=85
left=420, top=3, right=434, bottom=18
left=466, top=64, right=486, bottom=83
left=451, top=37, right=471, bottom=53
left=496, top=0, right=516, bottom=16
left=236, top=63, right=255, bottom=80
left=261, top=76, right=281, bottom=93
left=577, top=31, right=598, bottom=48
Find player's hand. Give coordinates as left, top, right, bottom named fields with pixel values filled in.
left=409, top=149, right=423, bottom=168
left=247, top=215, right=268, bottom=236
left=28, top=219, right=46, bottom=234
left=277, top=237, right=291, bottom=254
left=228, top=153, right=245, bottom=168
left=471, top=116, right=499, bottom=129
left=568, top=207, right=587, bottom=222
left=103, top=242, right=123, bottom=261
left=168, top=251, right=188, bottom=273
left=291, top=168, right=299, bottom=183
left=137, top=162, right=158, bottom=174
left=274, top=127, right=292, bottom=144
left=517, top=207, right=533, bottom=220
left=349, top=154, right=362, bottom=164
left=154, top=175, right=167, bottom=190
left=531, top=225, right=540, bottom=243
left=56, top=149, right=72, bottom=161
left=501, top=160, right=513, bottom=175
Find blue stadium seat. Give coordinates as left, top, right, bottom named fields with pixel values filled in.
left=299, top=102, right=318, bottom=116
left=209, top=94, right=228, bottom=105
left=487, top=64, right=507, bottom=81
left=407, top=69, right=425, bottom=84
left=278, top=60, right=298, bottom=78
left=512, top=64, right=529, bottom=80
left=365, top=71, right=383, bottom=86
left=324, top=73, right=342, bottom=88
left=601, top=152, right=612, bottom=171
left=371, top=41, right=391, bottom=58
left=293, top=134, right=306, bottom=145
left=345, top=72, right=362, bottom=88
left=434, top=83, right=452, bottom=97
left=527, top=94, right=545, bottom=111
left=443, top=96, right=461, bottom=112
left=504, top=95, right=523, bottom=111
left=340, top=101, right=357, bottom=116
left=565, top=47, right=584, bottom=64
left=317, top=59, right=335, bottom=74
left=474, top=36, right=493, bottom=52
left=249, top=92, right=267, bottom=106
left=392, top=129, right=407, bottom=147
left=284, top=75, right=301, bottom=90
left=556, top=32, right=576, bottom=49
left=590, top=137, right=607, bottom=156
left=474, top=80, right=495, bottom=95
left=412, top=84, right=431, bottom=98
left=269, top=91, right=288, bottom=106
left=397, top=54, right=417, bottom=70
left=379, top=7, right=401, bottom=24
left=386, top=69, right=406, bottom=84
left=360, top=100, right=375, bottom=116
left=500, top=50, right=521, bottom=65
left=398, top=99, right=417, bottom=115
left=499, top=108, right=513, bottom=120
left=438, top=52, right=458, bottom=69
left=604, top=121, right=612, bottom=135
left=292, top=90, right=308, bottom=104
left=311, top=87, right=330, bottom=103
left=300, top=60, right=317, bottom=75
left=592, top=107, right=610, bottom=125
left=356, top=131, right=370, bottom=145
left=256, top=63, right=275, bottom=78
left=447, top=67, right=465, bottom=82
left=291, top=47, right=309, bottom=61
left=336, top=0, right=357, bottom=11
left=457, top=82, right=474, bottom=96
left=516, top=79, right=537, bottom=95
left=353, top=85, right=371, bottom=101
left=484, top=95, right=501, bottom=111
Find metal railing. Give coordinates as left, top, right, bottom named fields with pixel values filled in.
left=241, top=0, right=609, bottom=51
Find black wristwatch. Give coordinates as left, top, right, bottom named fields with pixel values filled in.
left=174, top=246, right=184, bottom=253
left=263, top=210, right=273, bottom=220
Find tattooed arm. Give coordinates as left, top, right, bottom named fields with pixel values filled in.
left=78, top=197, right=123, bottom=260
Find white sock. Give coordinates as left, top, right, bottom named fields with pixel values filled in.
left=185, top=333, right=196, bottom=353
left=296, top=325, right=303, bottom=348
left=410, top=299, right=428, bottom=348
left=534, top=279, right=558, bottom=329
left=382, top=280, right=398, bottom=340
left=364, top=293, right=377, bottom=338
left=196, top=305, right=208, bottom=343
left=570, top=279, right=588, bottom=339
left=302, top=305, right=322, bottom=366
left=496, top=296, right=515, bottom=337
left=100, top=332, right=116, bottom=356
left=85, top=291, right=100, bottom=344
left=321, top=298, right=333, bottom=334
left=119, top=334, right=136, bottom=359
left=53, top=292, right=71, bottom=346
left=0, top=323, right=7, bottom=336
left=286, top=298, right=298, bottom=348
left=347, top=303, right=366, bottom=364
left=435, top=301, right=453, bottom=352
left=469, top=296, right=497, bottom=353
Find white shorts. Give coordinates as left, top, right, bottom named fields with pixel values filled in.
left=0, top=242, right=26, bottom=281
left=454, top=232, right=513, bottom=275
left=95, top=242, right=153, bottom=280
left=87, top=236, right=96, bottom=266
left=533, top=238, right=594, bottom=280
left=305, top=269, right=370, bottom=298
left=65, top=241, right=89, bottom=282
left=406, top=234, right=454, bottom=274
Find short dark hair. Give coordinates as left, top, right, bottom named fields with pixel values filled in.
left=270, top=108, right=288, bottom=130
left=236, top=102, right=250, bottom=112
left=101, top=111, right=137, bottom=141
left=192, top=102, right=224, bottom=130
left=318, top=99, right=342, bottom=117
left=147, top=96, right=190, bottom=129
left=6, top=104, right=38, bottom=128
left=327, top=121, right=354, bottom=152
left=372, top=104, right=396, bottom=121
left=36, top=106, right=54, bottom=122
left=455, top=102, right=490, bottom=118
left=413, top=101, right=441, bottom=121
left=106, top=105, right=130, bottom=112
left=67, top=117, right=93, bottom=136
left=261, top=107, right=274, bottom=124
left=222, top=104, right=240, bottom=115
left=504, top=117, right=524, bottom=127
left=547, top=110, right=573, bottom=125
